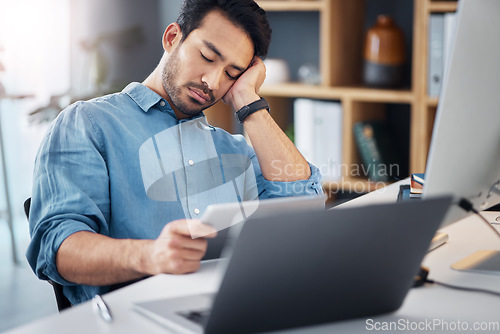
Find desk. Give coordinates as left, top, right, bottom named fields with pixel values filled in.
left=7, top=181, right=500, bottom=333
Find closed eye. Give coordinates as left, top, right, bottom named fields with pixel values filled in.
left=225, top=72, right=238, bottom=81
left=201, top=53, right=213, bottom=63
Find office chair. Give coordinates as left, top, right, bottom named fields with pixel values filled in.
left=23, top=198, right=72, bottom=312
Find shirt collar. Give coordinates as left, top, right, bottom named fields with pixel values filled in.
left=180, top=113, right=215, bottom=131
left=122, top=82, right=209, bottom=125
left=123, top=82, right=163, bottom=113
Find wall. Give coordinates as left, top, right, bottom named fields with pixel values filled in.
left=0, top=0, right=71, bottom=223
left=160, top=0, right=183, bottom=31
left=70, top=0, right=162, bottom=97
left=0, top=0, right=164, bottom=237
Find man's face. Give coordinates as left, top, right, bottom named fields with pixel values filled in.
left=162, top=10, right=255, bottom=118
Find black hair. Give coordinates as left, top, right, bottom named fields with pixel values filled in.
left=176, top=0, right=272, bottom=58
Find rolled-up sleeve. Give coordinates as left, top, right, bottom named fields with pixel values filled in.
left=26, top=102, right=111, bottom=285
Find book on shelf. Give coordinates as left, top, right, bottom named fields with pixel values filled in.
left=293, top=98, right=342, bottom=182
left=443, top=12, right=457, bottom=75
left=353, top=121, right=399, bottom=183
left=428, top=14, right=445, bottom=97
left=294, top=98, right=315, bottom=164
left=428, top=12, right=457, bottom=97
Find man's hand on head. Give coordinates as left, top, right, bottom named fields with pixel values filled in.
left=223, top=56, right=266, bottom=111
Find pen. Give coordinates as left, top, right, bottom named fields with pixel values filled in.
left=92, top=294, right=113, bottom=323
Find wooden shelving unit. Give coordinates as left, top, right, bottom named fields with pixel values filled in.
left=205, top=0, right=458, bottom=198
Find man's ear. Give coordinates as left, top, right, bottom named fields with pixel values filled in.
left=162, top=23, right=182, bottom=52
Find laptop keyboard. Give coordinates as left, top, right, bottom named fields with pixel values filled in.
left=177, top=308, right=211, bottom=325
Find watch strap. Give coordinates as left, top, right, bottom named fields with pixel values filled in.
left=235, top=97, right=270, bottom=123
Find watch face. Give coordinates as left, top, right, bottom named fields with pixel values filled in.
left=236, top=98, right=269, bottom=122
left=237, top=106, right=250, bottom=122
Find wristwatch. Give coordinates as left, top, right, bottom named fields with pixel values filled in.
left=235, top=97, right=270, bottom=123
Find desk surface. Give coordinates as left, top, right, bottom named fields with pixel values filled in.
left=7, top=181, right=500, bottom=334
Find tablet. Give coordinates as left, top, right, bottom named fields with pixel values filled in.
left=199, top=194, right=326, bottom=260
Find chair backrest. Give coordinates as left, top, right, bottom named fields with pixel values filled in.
left=23, top=198, right=72, bottom=312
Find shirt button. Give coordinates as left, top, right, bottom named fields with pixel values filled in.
left=188, top=160, right=194, bottom=166
left=160, top=101, right=166, bottom=107
left=194, top=208, right=200, bottom=215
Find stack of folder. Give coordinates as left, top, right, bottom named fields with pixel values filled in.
left=410, top=173, right=425, bottom=198
left=397, top=173, right=425, bottom=202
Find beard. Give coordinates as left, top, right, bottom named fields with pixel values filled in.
left=161, top=47, right=217, bottom=117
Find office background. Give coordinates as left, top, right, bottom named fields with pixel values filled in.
left=0, top=0, right=413, bottom=331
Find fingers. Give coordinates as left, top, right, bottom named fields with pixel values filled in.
left=148, top=219, right=218, bottom=275
left=165, top=219, right=217, bottom=239
left=251, top=55, right=264, bottom=69
left=162, top=231, right=208, bottom=252
left=169, top=258, right=201, bottom=275
left=167, top=238, right=205, bottom=274
left=188, top=220, right=219, bottom=239
left=249, top=56, right=266, bottom=91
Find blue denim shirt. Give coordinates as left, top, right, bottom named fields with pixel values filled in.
left=26, top=82, right=323, bottom=305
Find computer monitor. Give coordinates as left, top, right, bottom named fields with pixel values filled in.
left=423, top=0, right=500, bottom=273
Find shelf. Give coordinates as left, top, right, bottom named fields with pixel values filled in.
left=260, top=83, right=414, bottom=103
left=428, top=1, right=458, bottom=13
left=257, top=0, right=324, bottom=12
left=427, top=97, right=439, bottom=107
left=260, top=83, right=342, bottom=99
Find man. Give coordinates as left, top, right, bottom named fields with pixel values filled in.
left=27, top=0, right=322, bottom=305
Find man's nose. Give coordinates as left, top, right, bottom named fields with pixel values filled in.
left=202, top=68, right=223, bottom=91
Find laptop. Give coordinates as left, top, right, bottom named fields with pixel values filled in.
left=201, top=194, right=326, bottom=260
left=134, top=196, right=451, bottom=334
